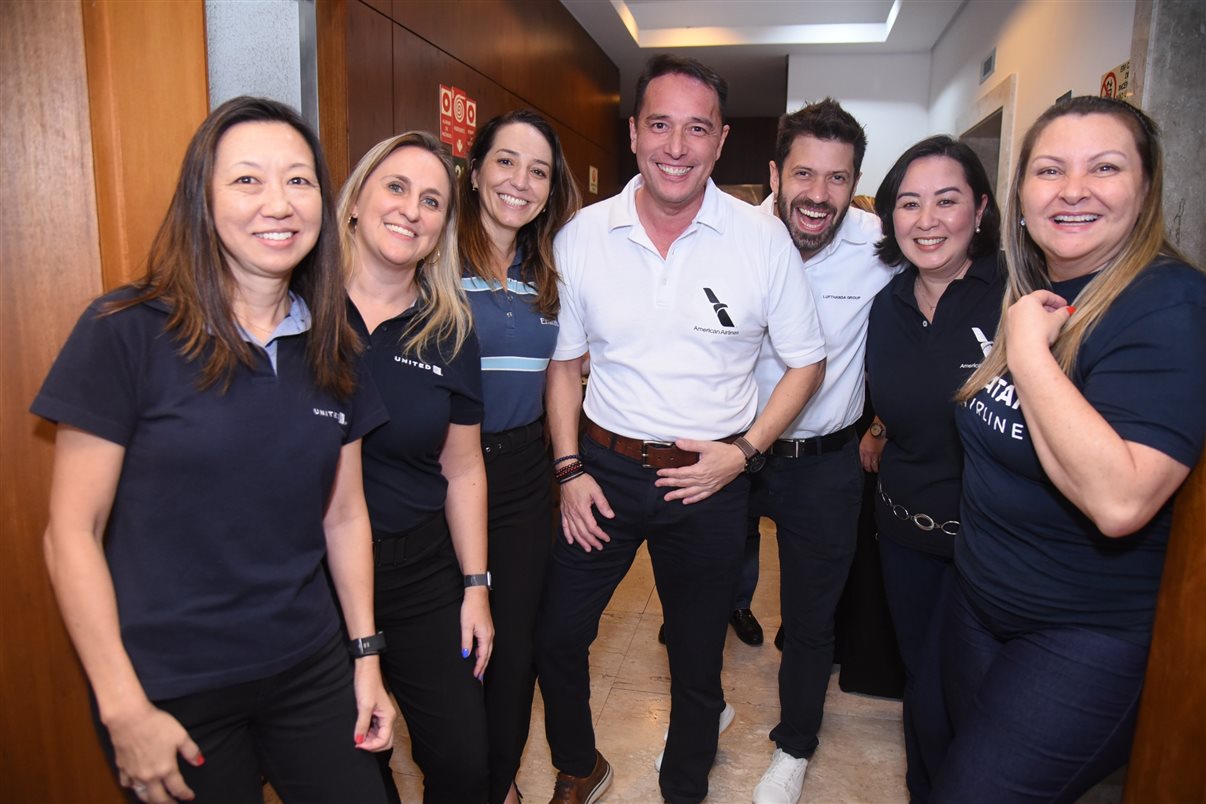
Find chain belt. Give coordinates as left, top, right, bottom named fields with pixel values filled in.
left=877, top=482, right=960, bottom=536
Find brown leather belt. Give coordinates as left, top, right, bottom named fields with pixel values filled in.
left=583, top=418, right=739, bottom=469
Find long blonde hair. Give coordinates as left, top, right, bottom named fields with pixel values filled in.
left=337, top=131, right=473, bottom=359
left=957, top=96, right=1197, bottom=402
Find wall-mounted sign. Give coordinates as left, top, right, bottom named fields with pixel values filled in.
left=439, top=85, right=477, bottom=158
left=588, top=165, right=598, bottom=195
left=1100, top=60, right=1131, bottom=101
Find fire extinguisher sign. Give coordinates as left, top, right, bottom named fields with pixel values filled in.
left=439, top=85, right=477, bottom=158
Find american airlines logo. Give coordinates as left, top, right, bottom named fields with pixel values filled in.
left=703, top=288, right=735, bottom=328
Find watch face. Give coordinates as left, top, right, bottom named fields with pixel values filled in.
left=746, top=453, right=767, bottom=474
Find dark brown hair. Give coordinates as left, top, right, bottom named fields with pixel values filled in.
left=107, top=95, right=357, bottom=397
left=458, top=109, right=581, bottom=317
left=633, top=54, right=728, bottom=121
left=774, top=98, right=867, bottom=176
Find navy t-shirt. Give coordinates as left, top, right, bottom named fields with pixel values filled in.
left=31, top=288, right=387, bottom=700
left=867, top=254, right=1005, bottom=557
left=350, top=299, right=484, bottom=535
left=955, top=260, right=1206, bottom=642
left=462, top=254, right=559, bottom=434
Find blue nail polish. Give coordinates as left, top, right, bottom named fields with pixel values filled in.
left=462, top=647, right=470, bottom=659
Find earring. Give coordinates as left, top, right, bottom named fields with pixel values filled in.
left=1020, top=217, right=1026, bottom=227
left=975, top=224, right=981, bottom=233
left=348, top=215, right=358, bottom=228
left=471, top=183, right=478, bottom=192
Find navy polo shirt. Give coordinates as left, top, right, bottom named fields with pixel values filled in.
left=956, top=259, right=1206, bottom=642
left=866, top=253, right=1005, bottom=556
left=462, top=254, right=559, bottom=434
left=31, top=288, right=388, bottom=700
left=350, top=298, right=483, bottom=535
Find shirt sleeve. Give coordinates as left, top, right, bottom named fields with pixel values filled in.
left=344, top=356, right=389, bottom=443
left=30, top=301, right=144, bottom=447
left=764, top=237, right=827, bottom=368
left=448, top=330, right=484, bottom=426
left=552, top=227, right=589, bottom=361
left=1079, top=293, right=1206, bottom=469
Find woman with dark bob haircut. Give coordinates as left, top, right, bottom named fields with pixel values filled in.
left=937, top=97, right=1206, bottom=801
left=34, top=96, right=394, bottom=803
left=862, top=134, right=1004, bottom=801
left=458, top=108, right=581, bottom=804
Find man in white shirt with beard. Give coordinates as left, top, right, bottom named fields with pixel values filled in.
left=751, top=98, right=899, bottom=804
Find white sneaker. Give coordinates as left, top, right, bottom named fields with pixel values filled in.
left=654, top=702, right=736, bottom=772
left=752, top=748, right=808, bottom=804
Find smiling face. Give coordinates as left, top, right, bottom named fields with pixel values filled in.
left=629, top=72, right=729, bottom=215
left=472, top=122, right=554, bottom=243
left=892, top=155, right=986, bottom=279
left=770, top=134, right=858, bottom=261
left=352, top=145, right=450, bottom=274
left=1020, top=113, right=1147, bottom=280
left=211, top=121, right=322, bottom=285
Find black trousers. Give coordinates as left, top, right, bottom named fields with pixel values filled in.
left=535, top=434, right=749, bottom=804
left=95, top=634, right=388, bottom=804
left=755, top=438, right=863, bottom=759
left=480, top=426, right=555, bottom=803
left=375, top=515, right=489, bottom=804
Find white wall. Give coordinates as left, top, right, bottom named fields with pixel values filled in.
left=786, top=52, right=931, bottom=197
left=929, top=0, right=1136, bottom=166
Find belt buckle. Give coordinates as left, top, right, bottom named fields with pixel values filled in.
left=640, top=440, right=674, bottom=468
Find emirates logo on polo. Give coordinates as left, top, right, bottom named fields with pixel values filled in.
left=703, top=288, right=735, bottom=328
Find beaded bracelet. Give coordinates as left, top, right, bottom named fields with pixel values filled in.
left=555, top=459, right=585, bottom=484
left=553, top=454, right=582, bottom=466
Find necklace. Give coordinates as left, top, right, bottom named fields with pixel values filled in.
left=914, top=260, right=972, bottom=318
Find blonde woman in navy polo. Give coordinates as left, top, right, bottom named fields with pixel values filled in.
left=458, top=109, right=582, bottom=804
left=339, top=132, right=493, bottom=804
left=34, top=97, right=394, bottom=803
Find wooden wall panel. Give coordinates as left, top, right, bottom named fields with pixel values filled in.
left=0, top=2, right=120, bottom=801
left=1124, top=455, right=1206, bottom=802
left=82, top=0, right=209, bottom=289
left=320, top=0, right=620, bottom=199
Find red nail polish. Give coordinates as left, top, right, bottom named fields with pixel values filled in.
left=1066, top=305, right=1077, bottom=314
left=355, top=734, right=365, bottom=745
left=196, top=753, right=206, bottom=766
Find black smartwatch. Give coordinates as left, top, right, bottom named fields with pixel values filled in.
left=464, top=572, right=493, bottom=591
left=733, top=436, right=766, bottom=474
left=348, top=631, right=387, bottom=659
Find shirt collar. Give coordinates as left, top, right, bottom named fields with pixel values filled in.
left=608, top=175, right=726, bottom=236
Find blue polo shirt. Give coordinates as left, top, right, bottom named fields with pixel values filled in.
left=350, top=299, right=483, bottom=535
left=955, top=259, right=1206, bottom=642
left=462, top=253, right=559, bottom=434
left=32, top=287, right=388, bottom=699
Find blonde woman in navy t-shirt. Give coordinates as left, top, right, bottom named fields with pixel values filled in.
left=34, top=97, right=394, bottom=803
left=457, top=109, right=581, bottom=804
left=339, top=132, right=493, bottom=804
left=938, top=97, right=1206, bottom=802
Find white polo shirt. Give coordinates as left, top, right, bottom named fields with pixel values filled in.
left=755, top=198, right=899, bottom=438
left=554, top=177, right=826, bottom=442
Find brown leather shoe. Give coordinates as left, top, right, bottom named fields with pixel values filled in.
left=549, top=751, right=612, bottom=804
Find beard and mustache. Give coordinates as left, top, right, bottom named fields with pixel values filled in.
left=775, top=192, right=849, bottom=256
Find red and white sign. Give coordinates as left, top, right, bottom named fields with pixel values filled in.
left=439, top=85, right=477, bottom=158
left=1100, top=60, right=1131, bottom=100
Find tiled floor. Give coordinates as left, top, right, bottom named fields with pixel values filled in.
left=346, top=520, right=1125, bottom=803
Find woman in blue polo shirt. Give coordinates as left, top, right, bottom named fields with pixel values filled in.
left=338, top=132, right=492, bottom=804
left=937, top=97, right=1206, bottom=801
left=458, top=109, right=581, bottom=804
left=862, top=135, right=1003, bottom=802
left=34, top=97, right=393, bottom=803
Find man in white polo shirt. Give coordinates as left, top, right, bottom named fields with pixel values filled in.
left=534, top=55, right=826, bottom=804
left=751, top=99, right=899, bottom=804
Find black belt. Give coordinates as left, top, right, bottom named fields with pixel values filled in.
left=769, top=424, right=857, bottom=458
left=481, top=418, right=545, bottom=457
left=372, top=512, right=448, bottom=567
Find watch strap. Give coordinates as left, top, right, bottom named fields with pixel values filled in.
left=464, top=572, right=492, bottom=590
left=348, top=631, right=387, bottom=659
